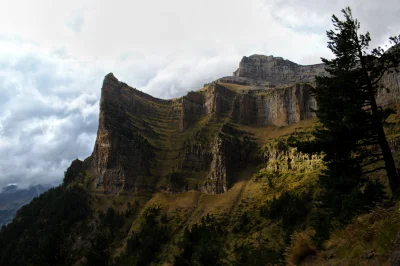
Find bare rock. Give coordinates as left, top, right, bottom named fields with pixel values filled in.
left=233, top=54, right=326, bottom=85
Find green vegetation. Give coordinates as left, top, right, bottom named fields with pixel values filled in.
left=117, top=207, right=170, bottom=265
left=175, top=215, right=226, bottom=265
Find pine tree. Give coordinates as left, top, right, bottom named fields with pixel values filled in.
left=292, top=7, right=400, bottom=243
left=311, top=7, right=400, bottom=198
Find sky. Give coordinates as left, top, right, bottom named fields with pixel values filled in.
left=0, top=0, right=399, bottom=189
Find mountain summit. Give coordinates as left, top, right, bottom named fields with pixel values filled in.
left=233, top=54, right=325, bottom=85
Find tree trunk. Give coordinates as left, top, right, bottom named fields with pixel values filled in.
left=369, top=94, right=400, bottom=194
left=356, top=37, right=400, bottom=195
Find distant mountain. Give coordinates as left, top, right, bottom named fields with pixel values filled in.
left=0, top=184, right=51, bottom=226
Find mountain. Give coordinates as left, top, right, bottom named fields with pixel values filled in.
left=78, top=72, right=317, bottom=194
left=233, top=54, right=326, bottom=85
left=66, top=54, right=400, bottom=195
left=1, top=55, right=400, bottom=266
left=0, top=184, right=51, bottom=226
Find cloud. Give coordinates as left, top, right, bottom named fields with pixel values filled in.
left=0, top=39, right=102, bottom=188
left=266, top=0, right=400, bottom=48
left=66, top=14, right=85, bottom=33
left=0, top=0, right=399, bottom=188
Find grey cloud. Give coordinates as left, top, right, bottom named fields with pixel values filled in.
left=0, top=44, right=101, bottom=189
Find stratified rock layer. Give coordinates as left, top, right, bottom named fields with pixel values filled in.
left=233, top=55, right=326, bottom=85
left=68, top=55, right=400, bottom=195
left=231, top=83, right=316, bottom=126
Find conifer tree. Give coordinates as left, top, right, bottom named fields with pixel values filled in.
left=311, top=7, right=400, bottom=198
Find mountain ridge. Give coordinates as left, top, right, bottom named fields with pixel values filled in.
left=66, top=54, right=400, bottom=195
left=0, top=184, right=51, bottom=226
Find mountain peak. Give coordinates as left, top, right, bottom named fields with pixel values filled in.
left=233, top=54, right=325, bottom=85
left=104, top=72, right=118, bottom=81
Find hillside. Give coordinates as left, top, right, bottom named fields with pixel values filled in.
left=1, top=55, right=400, bottom=266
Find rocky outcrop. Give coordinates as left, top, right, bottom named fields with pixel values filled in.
left=89, top=73, right=178, bottom=193
left=262, top=140, right=323, bottom=172
left=180, top=91, right=205, bottom=131
left=231, top=83, right=317, bottom=126
left=232, top=54, right=400, bottom=107
left=203, top=124, right=257, bottom=194
left=180, top=83, right=236, bottom=130
left=64, top=159, right=85, bottom=184
left=377, top=70, right=400, bottom=106
left=233, top=55, right=326, bottom=85
left=203, top=137, right=227, bottom=194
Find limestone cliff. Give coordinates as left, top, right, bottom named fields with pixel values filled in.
left=377, top=70, right=400, bottom=106
left=231, top=83, right=317, bottom=126
left=233, top=54, right=326, bottom=85
left=66, top=54, right=400, bottom=195
left=232, top=54, right=400, bottom=107
left=82, top=74, right=319, bottom=194
left=90, top=73, right=163, bottom=192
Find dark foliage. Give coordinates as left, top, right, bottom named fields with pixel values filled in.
left=233, top=243, right=282, bottom=266
left=121, top=207, right=169, bottom=266
left=86, top=229, right=113, bottom=266
left=102, top=207, right=125, bottom=234
left=175, top=214, right=225, bottom=266
left=261, top=192, right=312, bottom=238
left=86, top=207, right=127, bottom=266
left=0, top=184, right=92, bottom=266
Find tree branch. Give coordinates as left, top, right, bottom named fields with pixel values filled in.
left=362, top=167, right=386, bottom=175
left=361, top=153, right=383, bottom=159
left=372, top=65, right=390, bottom=86
left=360, top=158, right=383, bottom=168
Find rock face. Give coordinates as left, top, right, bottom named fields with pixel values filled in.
left=180, top=84, right=236, bottom=130
left=377, top=70, right=400, bottom=106
left=231, top=83, right=317, bottom=126
left=233, top=55, right=326, bottom=85
left=89, top=73, right=184, bottom=193
left=67, top=54, right=400, bottom=195
left=262, top=140, right=323, bottom=172
left=233, top=54, right=400, bottom=107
